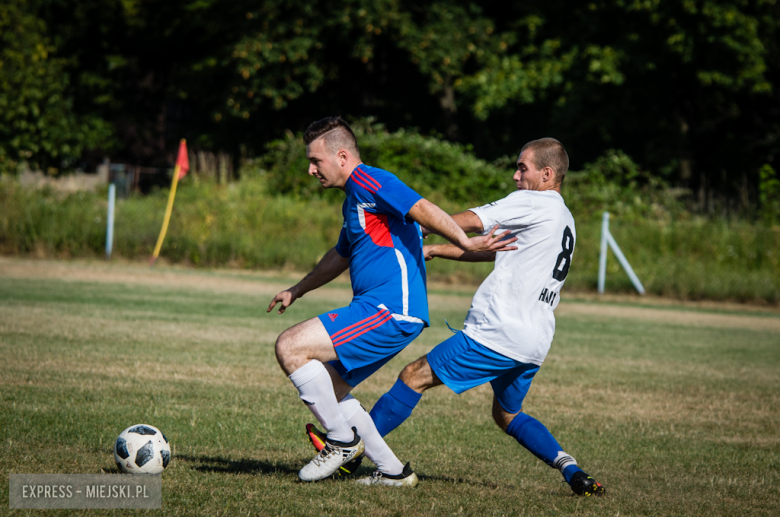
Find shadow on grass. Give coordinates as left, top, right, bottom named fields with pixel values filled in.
left=416, top=473, right=514, bottom=490
left=177, top=454, right=526, bottom=490
left=177, top=454, right=299, bottom=475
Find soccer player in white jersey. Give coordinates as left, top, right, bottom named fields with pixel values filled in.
left=367, top=138, right=606, bottom=496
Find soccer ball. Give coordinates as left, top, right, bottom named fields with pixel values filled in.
left=114, top=424, right=171, bottom=474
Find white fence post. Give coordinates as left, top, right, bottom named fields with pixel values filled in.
left=598, top=211, right=645, bottom=295
left=598, top=211, right=609, bottom=294
left=105, top=184, right=116, bottom=260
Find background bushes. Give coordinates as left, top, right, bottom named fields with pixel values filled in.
left=1, top=127, right=777, bottom=303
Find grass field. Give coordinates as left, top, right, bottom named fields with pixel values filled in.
left=1, top=257, right=779, bottom=516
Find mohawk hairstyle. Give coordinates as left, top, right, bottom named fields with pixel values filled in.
left=520, top=138, right=569, bottom=187
left=303, top=117, right=360, bottom=157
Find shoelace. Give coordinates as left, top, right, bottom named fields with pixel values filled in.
left=311, top=444, right=340, bottom=467
left=367, top=471, right=385, bottom=484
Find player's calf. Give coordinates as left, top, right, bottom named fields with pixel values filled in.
left=504, top=412, right=605, bottom=496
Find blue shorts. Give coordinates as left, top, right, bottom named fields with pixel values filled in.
left=318, top=302, right=424, bottom=388
left=427, top=331, right=540, bottom=414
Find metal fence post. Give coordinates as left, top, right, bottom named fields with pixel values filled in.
left=598, top=211, right=609, bottom=294
left=105, top=184, right=116, bottom=259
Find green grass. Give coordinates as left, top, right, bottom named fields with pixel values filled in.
left=1, top=259, right=779, bottom=516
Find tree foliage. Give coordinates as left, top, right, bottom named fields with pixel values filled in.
left=251, top=120, right=686, bottom=224
left=2, top=0, right=779, bottom=208
left=0, top=0, right=111, bottom=173
left=253, top=119, right=513, bottom=204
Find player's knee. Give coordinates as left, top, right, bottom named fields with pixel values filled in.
left=399, top=356, right=432, bottom=393
left=492, top=399, right=519, bottom=431
left=274, top=328, right=300, bottom=371
left=398, top=363, right=416, bottom=387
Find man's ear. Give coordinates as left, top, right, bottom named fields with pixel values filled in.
left=338, top=149, right=348, bottom=166
left=542, top=166, right=554, bottom=183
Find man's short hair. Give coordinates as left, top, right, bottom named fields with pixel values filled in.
left=303, top=117, right=360, bottom=157
left=520, top=138, right=569, bottom=186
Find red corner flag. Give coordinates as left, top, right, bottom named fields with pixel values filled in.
left=176, top=140, right=189, bottom=179
left=150, top=139, right=188, bottom=267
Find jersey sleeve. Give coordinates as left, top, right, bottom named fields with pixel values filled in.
left=334, top=225, right=350, bottom=258
left=373, top=175, right=423, bottom=220
left=468, top=191, right=535, bottom=233
left=334, top=200, right=351, bottom=257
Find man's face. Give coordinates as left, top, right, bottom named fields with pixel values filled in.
left=306, top=138, right=343, bottom=189
left=513, top=149, right=546, bottom=191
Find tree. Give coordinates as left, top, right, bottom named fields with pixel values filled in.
left=8, top=0, right=778, bottom=209
left=0, top=0, right=110, bottom=173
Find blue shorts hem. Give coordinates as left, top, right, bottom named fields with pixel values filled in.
left=318, top=302, right=423, bottom=387
left=427, top=331, right=539, bottom=414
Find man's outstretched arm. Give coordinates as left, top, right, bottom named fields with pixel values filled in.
left=267, top=247, right=349, bottom=314
left=407, top=199, right=516, bottom=253
left=424, top=244, right=496, bottom=262
left=445, top=209, right=485, bottom=234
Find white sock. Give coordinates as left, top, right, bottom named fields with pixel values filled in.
left=289, top=360, right=354, bottom=443
left=339, top=395, right=404, bottom=475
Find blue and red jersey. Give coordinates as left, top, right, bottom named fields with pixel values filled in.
left=335, top=165, right=429, bottom=326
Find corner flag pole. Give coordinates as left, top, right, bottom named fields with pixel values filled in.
left=150, top=139, right=189, bottom=267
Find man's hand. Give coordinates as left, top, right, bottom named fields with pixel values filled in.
left=267, top=288, right=299, bottom=314
left=462, top=225, right=518, bottom=253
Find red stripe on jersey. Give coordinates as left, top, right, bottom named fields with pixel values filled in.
left=333, top=312, right=393, bottom=347
left=350, top=174, right=377, bottom=193
left=363, top=211, right=394, bottom=247
left=355, top=167, right=381, bottom=190
left=330, top=309, right=388, bottom=341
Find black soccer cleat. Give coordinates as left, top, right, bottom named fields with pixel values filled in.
left=569, top=471, right=606, bottom=497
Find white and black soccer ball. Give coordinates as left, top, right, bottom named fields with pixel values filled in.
left=114, top=424, right=171, bottom=474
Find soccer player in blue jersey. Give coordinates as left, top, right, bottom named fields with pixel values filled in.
left=267, top=117, right=515, bottom=485
left=368, top=138, right=606, bottom=496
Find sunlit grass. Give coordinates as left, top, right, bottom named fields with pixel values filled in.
left=1, top=259, right=779, bottom=516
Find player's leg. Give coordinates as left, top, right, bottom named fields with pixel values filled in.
left=304, top=305, right=423, bottom=485
left=339, top=395, right=419, bottom=486
left=275, top=317, right=364, bottom=481
left=371, top=330, right=504, bottom=436
left=369, top=355, right=441, bottom=436
left=306, top=364, right=407, bottom=478
left=275, top=317, right=354, bottom=442
left=492, top=373, right=605, bottom=496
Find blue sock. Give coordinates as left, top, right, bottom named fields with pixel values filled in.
left=369, top=378, right=422, bottom=437
left=505, top=413, right=584, bottom=483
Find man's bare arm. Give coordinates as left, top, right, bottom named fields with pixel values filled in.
left=424, top=244, right=496, bottom=263
left=448, top=210, right=484, bottom=234
left=419, top=209, right=483, bottom=237
left=407, top=199, right=516, bottom=253
left=267, top=247, right=349, bottom=314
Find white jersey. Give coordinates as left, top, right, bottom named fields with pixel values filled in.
left=462, top=189, right=575, bottom=366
